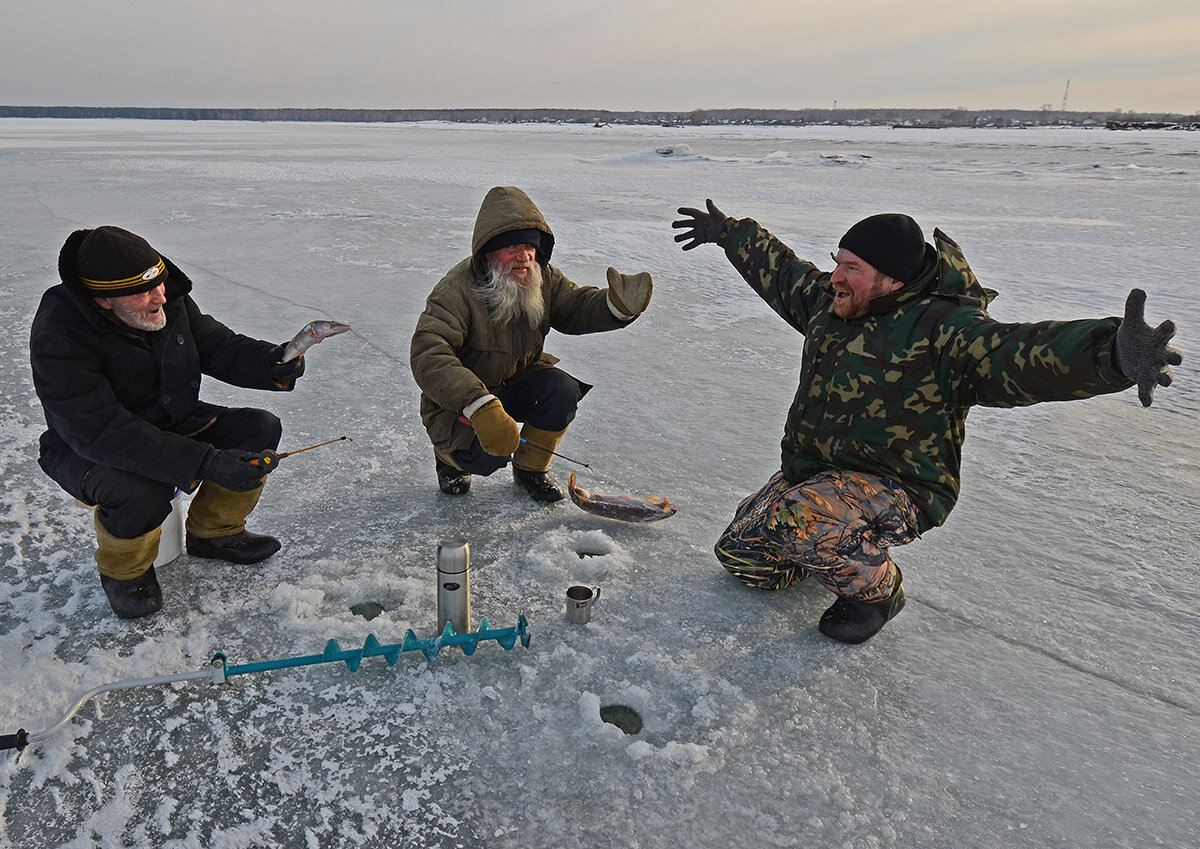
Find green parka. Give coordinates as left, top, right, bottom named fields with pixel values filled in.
left=720, top=217, right=1133, bottom=532
left=411, top=187, right=631, bottom=457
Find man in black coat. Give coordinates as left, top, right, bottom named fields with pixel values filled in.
left=30, top=226, right=306, bottom=619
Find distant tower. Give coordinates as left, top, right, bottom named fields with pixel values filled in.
left=1061, top=79, right=1070, bottom=112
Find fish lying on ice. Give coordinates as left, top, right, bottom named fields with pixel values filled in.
left=280, top=320, right=352, bottom=363
left=567, top=473, right=676, bottom=523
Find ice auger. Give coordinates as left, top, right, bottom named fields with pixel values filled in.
left=2, top=616, right=529, bottom=753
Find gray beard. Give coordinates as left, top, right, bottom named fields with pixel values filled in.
left=479, top=261, right=546, bottom=327
left=110, top=299, right=167, bottom=332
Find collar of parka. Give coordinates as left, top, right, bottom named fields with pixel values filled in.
left=860, top=229, right=998, bottom=319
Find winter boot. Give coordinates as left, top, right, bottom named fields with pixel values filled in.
left=435, top=454, right=471, bottom=495
left=185, top=480, right=280, bottom=565
left=93, top=514, right=163, bottom=619
left=818, top=568, right=906, bottom=644
left=512, top=425, right=566, bottom=502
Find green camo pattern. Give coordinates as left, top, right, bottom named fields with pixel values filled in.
left=720, top=218, right=1133, bottom=532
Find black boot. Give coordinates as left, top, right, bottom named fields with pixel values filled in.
left=436, top=459, right=471, bottom=495
left=818, top=572, right=906, bottom=644
left=100, top=567, right=163, bottom=620
left=186, top=530, right=280, bottom=565
left=513, top=468, right=565, bottom=503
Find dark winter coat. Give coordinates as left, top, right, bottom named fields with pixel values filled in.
left=31, top=250, right=290, bottom=495
left=720, top=217, right=1133, bottom=532
left=410, top=187, right=633, bottom=457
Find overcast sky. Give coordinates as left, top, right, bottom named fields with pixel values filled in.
left=2, top=1, right=1196, bottom=114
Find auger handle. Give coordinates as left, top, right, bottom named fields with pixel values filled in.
left=1, top=729, right=29, bottom=751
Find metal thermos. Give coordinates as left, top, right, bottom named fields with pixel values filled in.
left=436, top=539, right=471, bottom=635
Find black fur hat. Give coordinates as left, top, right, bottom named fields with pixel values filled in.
left=62, top=226, right=169, bottom=297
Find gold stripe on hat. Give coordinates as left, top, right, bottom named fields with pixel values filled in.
left=80, top=258, right=166, bottom=292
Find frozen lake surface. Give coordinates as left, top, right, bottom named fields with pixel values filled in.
left=0, top=119, right=1197, bottom=848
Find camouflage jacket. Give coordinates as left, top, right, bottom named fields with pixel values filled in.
left=720, top=217, right=1132, bottom=532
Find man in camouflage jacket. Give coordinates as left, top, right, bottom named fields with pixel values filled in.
left=673, top=200, right=1182, bottom=644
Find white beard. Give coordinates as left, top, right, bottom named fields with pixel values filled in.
left=479, top=260, right=546, bottom=327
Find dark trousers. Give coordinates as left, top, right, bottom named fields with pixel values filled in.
left=79, top=408, right=281, bottom=538
left=451, top=368, right=587, bottom=476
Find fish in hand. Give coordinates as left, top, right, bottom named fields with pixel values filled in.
left=280, top=320, right=352, bottom=363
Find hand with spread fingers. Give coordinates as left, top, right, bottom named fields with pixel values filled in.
left=1114, top=288, right=1184, bottom=407
left=606, top=267, right=653, bottom=318
left=672, top=199, right=730, bottom=251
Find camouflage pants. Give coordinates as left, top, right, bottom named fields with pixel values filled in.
left=714, top=470, right=919, bottom=602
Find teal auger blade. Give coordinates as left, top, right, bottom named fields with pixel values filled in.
left=222, top=615, right=531, bottom=678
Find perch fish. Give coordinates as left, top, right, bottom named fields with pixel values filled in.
left=280, top=320, right=352, bottom=363
left=567, top=473, right=676, bottom=523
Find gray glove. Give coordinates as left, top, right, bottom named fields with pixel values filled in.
left=606, top=267, right=653, bottom=317
left=672, top=199, right=729, bottom=251
left=1114, top=288, right=1183, bottom=407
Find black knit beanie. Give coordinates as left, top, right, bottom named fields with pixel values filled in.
left=837, top=213, right=926, bottom=283
left=480, top=228, right=542, bottom=258
left=73, top=226, right=169, bottom=296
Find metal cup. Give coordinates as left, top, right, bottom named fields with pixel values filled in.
left=565, top=585, right=600, bottom=624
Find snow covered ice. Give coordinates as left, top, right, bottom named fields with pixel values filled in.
left=1, top=118, right=1197, bottom=848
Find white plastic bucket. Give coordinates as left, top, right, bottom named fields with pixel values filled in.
left=154, top=491, right=187, bottom=567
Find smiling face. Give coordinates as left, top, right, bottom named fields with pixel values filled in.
left=829, top=249, right=904, bottom=320
left=94, top=283, right=168, bottom=331
left=485, top=243, right=538, bottom=286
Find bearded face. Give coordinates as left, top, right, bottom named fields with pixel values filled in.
left=95, top=284, right=169, bottom=331
left=480, top=247, right=545, bottom=327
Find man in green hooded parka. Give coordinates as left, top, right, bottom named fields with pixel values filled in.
left=411, top=186, right=653, bottom=502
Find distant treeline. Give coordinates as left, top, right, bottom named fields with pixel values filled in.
left=2, top=104, right=1198, bottom=129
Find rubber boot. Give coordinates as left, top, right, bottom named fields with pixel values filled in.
left=93, top=513, right=163, bottom=619
left=512, top=425, right=566, bottom=503
left=185, top=480, right=280, bottom=564
left=818, top=567, right=906, bottom=644
left=435, top=453, right=471, bottom=495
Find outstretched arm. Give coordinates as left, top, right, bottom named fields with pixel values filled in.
left=1114, top=288, right=1183, bottom=407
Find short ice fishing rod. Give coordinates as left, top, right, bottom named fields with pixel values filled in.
left=2, top=617, right=529, bottom=753
left=251, top=435, right=352, bottom=468
left=457, top=416, right=594, bottom=472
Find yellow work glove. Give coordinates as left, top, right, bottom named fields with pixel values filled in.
left=470, top=399, right=521, bottom=456
left=606, top=267, right=653, bottom=318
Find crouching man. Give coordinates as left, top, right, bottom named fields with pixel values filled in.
left=30, top=226, right=307, bottom=619
left=411, top=186, right=652, bottom=502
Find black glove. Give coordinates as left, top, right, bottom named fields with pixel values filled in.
left=1114, top=288, right=1183, bottom=407
left=269, top=344, right=306, bottom=384
left=672, top=199, right=729, bottom=251
left=199, top=448, right=278, bottom=492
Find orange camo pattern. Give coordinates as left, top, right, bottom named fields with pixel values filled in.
left=715, top=470, right=918, bottom=601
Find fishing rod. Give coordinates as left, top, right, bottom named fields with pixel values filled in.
left=2, top=616, right=530, bottom=753
left=456, top=415, right=594, bottom=472
left=251, top=435, right=352, bottom=468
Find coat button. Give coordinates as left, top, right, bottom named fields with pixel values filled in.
left=176, top=335, right=185, bottom=345
left=161, top=394, right=171, bottom=405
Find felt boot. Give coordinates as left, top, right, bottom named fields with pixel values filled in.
left=93, top=514, right=163, bottom=619
left=512, top=425, right=565, bottom=503
left=185, top=480, right=280, bottom=564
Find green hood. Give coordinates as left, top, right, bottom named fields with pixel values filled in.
left=470, top=186, right=556, bottom=273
